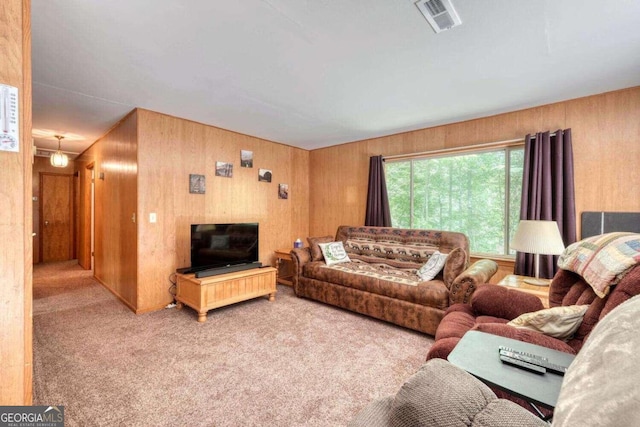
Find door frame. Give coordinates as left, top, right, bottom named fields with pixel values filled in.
left=39, top=172, right=74, bottom=262
left=77, top=162, right=95, bottom=270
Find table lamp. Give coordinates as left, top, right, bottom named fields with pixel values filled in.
left=511, top=220, right=565, bottom=286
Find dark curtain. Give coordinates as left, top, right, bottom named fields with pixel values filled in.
left=515, top=129, right=577, bottom=278
left=365, top=155, right=392, bottom=227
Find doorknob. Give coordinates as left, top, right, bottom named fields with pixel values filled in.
left=44, top=220, right=49, bottom=226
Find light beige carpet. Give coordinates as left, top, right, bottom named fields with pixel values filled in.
left=33, top=260, right=433, bottom=426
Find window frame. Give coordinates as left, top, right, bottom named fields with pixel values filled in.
left=384, top=142, right=524, bottom=257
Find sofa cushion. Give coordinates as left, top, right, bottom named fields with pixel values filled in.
left=344, top=238, right=436, bottom=269
left=507, top=305, right=589, bottom=340
left=336, top=226, right=469, bottom=254
left=307, top=235, right=334, bottom=261
left=336, top=226, right=470, bottom=268
left=302, top=260, right=450, bottom=309
left=318, top=241, right=351, bottom=266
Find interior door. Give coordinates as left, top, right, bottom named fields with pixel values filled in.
left=41, top=173, right=74, bottom=262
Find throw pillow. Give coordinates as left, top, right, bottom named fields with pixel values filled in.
left=318, top=241, right=352, bottom=266
left=442, top=247, right=467, bottom=287
left=417, top=251, right=448, bottom=281
left=307, top=235, right=334, bottom=261
left=507, top=305, right=590, bottom=340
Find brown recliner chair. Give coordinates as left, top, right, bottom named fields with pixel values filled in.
left=427, top=264, right=640, bottom=360
left=425, top=262, right=640, bottom=416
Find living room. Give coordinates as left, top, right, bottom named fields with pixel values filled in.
left=66, top=87, right=640, bottom=316
left=3, top=0, right=640, bottom=424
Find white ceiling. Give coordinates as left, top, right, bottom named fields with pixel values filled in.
left=31, top=0, right=640, bottom=156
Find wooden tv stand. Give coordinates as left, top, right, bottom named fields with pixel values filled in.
left=175, top=267, right=277, bottom=322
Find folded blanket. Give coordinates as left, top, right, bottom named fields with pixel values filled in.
left=558, top=232, right=640, bottom=297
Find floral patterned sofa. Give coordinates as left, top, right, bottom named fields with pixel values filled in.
left=290, top=226, right=498, bottom=335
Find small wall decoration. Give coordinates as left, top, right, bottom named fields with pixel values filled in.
left=258, top=169, right=272, bottom=183
left=240, top=150, right=253, bottom=168
left=216, top=162, right=233, bottom=178
left=278, top=184, right=289, bottom=199
left=189, top=174, right=206, bottom=194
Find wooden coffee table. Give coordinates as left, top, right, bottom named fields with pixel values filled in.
left=448, top=330, right=575, bottom=414
left=175, top=267, right=276, bottom=322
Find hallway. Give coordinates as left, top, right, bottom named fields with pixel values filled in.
left=33, top=260, right=104, bottom=316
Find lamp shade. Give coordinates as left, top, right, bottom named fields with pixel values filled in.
left=511, top=220, right=565, bottom=255
left=50, top=151, right=69, bottom=167
left=50, top=135, right=69, bottom=168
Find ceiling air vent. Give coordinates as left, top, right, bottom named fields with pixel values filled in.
left=415, top=0, right=462, bottom=33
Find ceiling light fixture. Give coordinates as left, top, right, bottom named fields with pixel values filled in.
left=50, top=135, right=69, bottom=168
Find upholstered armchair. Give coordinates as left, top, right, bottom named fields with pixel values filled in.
left=427, top=252, right=640, bottom=362
left=425, top=232, right=640, bottom=416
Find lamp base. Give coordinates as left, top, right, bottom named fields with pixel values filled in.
left=523, top=277, right=551, bottom=286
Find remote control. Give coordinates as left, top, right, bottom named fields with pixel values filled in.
left=499, top=345, right=547, bottom=361
left=499, top=355, right=546, bottom=374
left=498, top=348, right=568, bottom=376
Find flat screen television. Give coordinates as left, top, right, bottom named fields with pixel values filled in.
left=182, top=223, right=259, bottom=273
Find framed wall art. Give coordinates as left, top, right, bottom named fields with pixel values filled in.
left=216, top=162, right=233, bottom=178
left=258, top=168, right=272, bottom=183
left=189, top=174, right=205, bottom=194
left=241, top=150, right=253, bottom=168
left=278, top=183, right=289, bottom=199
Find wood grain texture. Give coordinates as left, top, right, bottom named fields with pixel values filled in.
left=21, top=0, right=32, bottom=404
left=175, top=267, right=277, bottom=322
left=75, top=162, right=93, bottom=269
left=566, top=89, right=640, bottom=219
left=309, top=87, right=640, bottom=246
left=0, top=0, right=32, bottom=405
left=136, top=109, right=309, bottom=312
left=40, top=173, right=73, bottom=262
left=75, top=111, right=138, bottom=310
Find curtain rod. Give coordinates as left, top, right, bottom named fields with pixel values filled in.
left=383, top=132, right=558, bottom=161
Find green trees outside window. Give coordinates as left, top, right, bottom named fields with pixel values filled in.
left=385, top=147, right=524, bottom=255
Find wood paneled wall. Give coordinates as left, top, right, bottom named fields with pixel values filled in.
left=73, top=88, right=639, bottom=311
left=0, top=0, right=32, bottom=405
left=309, top=87, right=640, bottom=281
left=75, top=111, right=138, bottom=310
left=136, top=109, right=309, bottom=312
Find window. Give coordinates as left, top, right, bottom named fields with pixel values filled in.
left=385, top=146, right=524, bottom=255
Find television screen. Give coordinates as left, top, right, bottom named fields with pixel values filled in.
left=189, top=223, right=259, bottom=272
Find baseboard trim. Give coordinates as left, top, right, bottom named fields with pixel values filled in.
left=135, top=302, right=171, bottom=315
left=93, top=276, right=137, bottom=313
